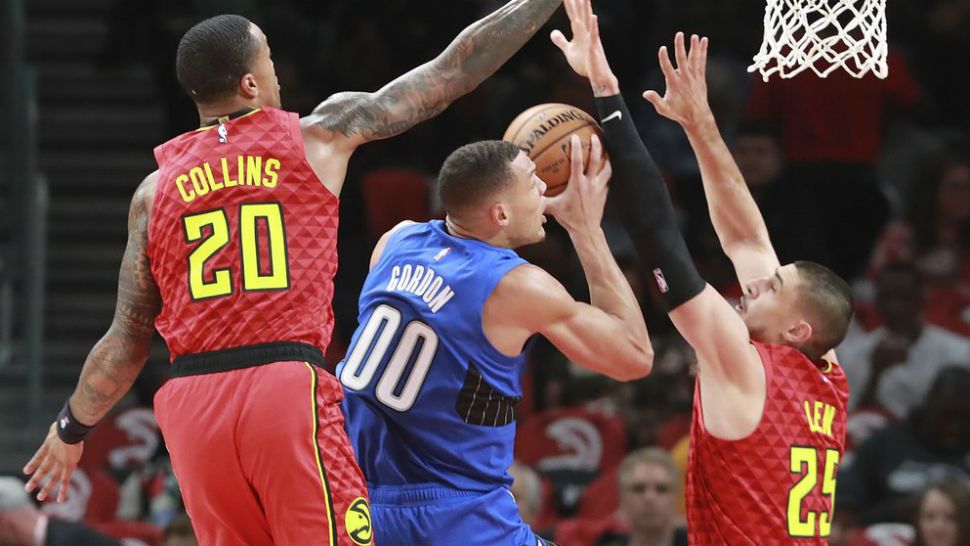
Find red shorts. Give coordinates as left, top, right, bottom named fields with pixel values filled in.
left=155, top=361, right=373, bottom=546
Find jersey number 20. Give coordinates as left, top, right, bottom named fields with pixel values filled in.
left=339, top=304, right=438, bottom=412
left=787, top=446, right=839, bottom=538
left=182, top=203, right=289, bottom=300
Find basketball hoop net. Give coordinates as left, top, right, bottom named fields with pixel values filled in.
left=748, top=0, right=888, bottom=81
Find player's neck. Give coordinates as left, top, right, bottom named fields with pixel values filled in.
left=629, top=525, right=675, bottom=546
left=444, top=215, right=511, bottom=248
left=196, top=99, right=261, bottom=127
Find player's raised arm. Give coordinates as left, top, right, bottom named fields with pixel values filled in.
left=552, top=0, right=764, bottom=416
left=490, top=135, right=653, bottom=381
left=643, top=33, right=780, bottom=284
left=23, top=173, right=161, bottom=502
left=304, top=0, right=562, bottom=149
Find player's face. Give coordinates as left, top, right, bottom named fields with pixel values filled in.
left=249, top=25, right=282, bottom=109
left=737, top=263, right=804, bottom=345
left=504, top=152, right=548, bottom=247
left=620, top=462, right=676, bottom=532
left=919, top=489, right=959, bottom=546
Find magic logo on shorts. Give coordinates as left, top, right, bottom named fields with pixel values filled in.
left=345, top=497, right=372, bottom=545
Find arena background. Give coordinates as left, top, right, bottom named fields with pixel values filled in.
left=2, top=1, right=970, bottom=545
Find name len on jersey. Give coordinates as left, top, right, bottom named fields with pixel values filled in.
left=804, top=399, right=838, bottom=438
left=386, top=263, right=455, bottom=313
left=175, top=155, right=282, bottom=203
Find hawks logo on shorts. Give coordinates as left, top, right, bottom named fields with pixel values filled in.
left=345, top=497, right=372, bottom=545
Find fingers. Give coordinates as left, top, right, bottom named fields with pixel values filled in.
left=688, top=34, right=700, bottom=71
left=23, top=443, right=47, bottom=476
left=657, top=45, right=676, bottom=80
left=599, top=158, right=613, bottom=183
left=550, top=29, right=569, bottom=52
left=674, top=32, right=688, bottom=71
left=699, top=37, right=709, bottom=76
left=590, top=14, right=601, bottom=45
left=55, top=466, right=72, bottom=503
left=24, top=455, right=51, bottom=498
left=582, top=0, right=594, bottom=29
left=36, top=466, right=61, bottom=502
left=642, top=90, right=664, bottom=112
left=588, top=134, right=603, bottom=175
left=569, top=134, right=584, bottom=179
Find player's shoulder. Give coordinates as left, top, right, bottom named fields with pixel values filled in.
left=370, top=221, right=419, bottom=269
left=132, top=171, right=160, bottom=209
left=491, top=264, right=570, bottom=313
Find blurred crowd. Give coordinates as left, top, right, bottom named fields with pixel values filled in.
left=5, top=0, right=970, bottom=545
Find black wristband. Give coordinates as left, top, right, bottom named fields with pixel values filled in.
left=55, top=402, right=94, bottom=445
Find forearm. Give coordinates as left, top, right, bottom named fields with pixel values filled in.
left=683, top=115, right=772, bottom=251
left=595, top=94, right=705, bottom=310
left=569, top=226, right=643, bottom=329
left=313, top=0, right=562, bottom=142
left=69, top=328, right=151, bottom=425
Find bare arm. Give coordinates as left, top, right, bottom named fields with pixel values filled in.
left=303, top=0, right=562, bottom=148
left=70, top=174, right=161, bottom=423
left=644, top=33, right=780, bottom=284
left=24, top=172, right=161, bottom=502
left=492, top=264, right=653, bottom=381
left=487, top=135, right=652, bottom=381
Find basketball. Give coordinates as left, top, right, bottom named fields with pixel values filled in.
left=503, top=103, right=605, bottom=197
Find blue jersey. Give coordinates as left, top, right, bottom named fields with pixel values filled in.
left=338, top=220, right=529, bottom=492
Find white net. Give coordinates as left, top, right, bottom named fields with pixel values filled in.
left=748, top=0, right=888, bottom=81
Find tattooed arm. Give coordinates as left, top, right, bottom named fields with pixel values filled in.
left=301, top=0, right=562, bottom=196
left=24, top=172, right=161, bottom=502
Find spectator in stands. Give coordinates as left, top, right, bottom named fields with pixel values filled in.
left=593, top=448, right=686, bottom=546
left=837, top=367, right=970, bottom=525
left=0, top=477, right=121, bottom=546
left=838, top=262, right=970, bottom=418
left=870, top=153, right=970, bottom=289
left=510, top=461, right=543, bottom=528
left=731, top=121, right=828, bottom=266
left=744, top=49, right=923, bottom=280
left=914, top=479, right=970, bottom=546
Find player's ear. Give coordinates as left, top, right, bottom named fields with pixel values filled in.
left=783, top=320, right=812, bottom=345
left=240, top=73, right=259, bottom=100
left=490, top=203, right=511, bottom=228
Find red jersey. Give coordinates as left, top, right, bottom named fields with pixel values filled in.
left=687, top=341, right=849, bottom=545
left=149, top=107, right=338, bottom=361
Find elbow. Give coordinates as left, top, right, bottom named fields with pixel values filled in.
left=611, top=343, right=654, bottom=382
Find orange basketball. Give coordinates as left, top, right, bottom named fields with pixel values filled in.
left=502, top=103, right=605, bottom=197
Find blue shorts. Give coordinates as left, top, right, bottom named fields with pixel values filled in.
left=368, top=485, right=556, bottom=546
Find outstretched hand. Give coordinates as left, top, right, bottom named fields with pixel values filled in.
left=544, top=134, right=612, bottom=234
left=643, top=32, right=712, bottom=128
left=550, top=0, right=618, bottom=96
left=23, top=422, right=83, bottom=503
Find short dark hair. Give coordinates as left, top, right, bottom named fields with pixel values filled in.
left=794, top=261, right=854, bottom=359
left=437, top=141, right=522, bottom=214
left=176, top=15, right=260, bottom=104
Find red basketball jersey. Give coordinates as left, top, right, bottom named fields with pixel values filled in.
left=686, top=341, right=849, bottom=545
left=149, top=108, right=338, bottom=361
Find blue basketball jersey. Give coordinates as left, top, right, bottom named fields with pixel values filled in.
left=338, top=220, right=530, bottom=492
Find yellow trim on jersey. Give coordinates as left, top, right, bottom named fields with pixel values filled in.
left=194, top=108, right=263, bottom=131
left=306, top=362, right=338, bottom=546
left=820, top=359, right=834, bottom=374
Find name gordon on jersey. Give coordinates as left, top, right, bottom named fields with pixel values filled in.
left=386, top=263, right=455, bottom=314
left=174, top=155, right=282, bottom=203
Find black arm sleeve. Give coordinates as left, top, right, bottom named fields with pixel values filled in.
left=594, top=94, right=705, bottom=310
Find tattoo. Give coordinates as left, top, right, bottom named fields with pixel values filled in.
left=71, top=174, right=161, bottom=424
left=310, top=0, right=563, bottom=142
